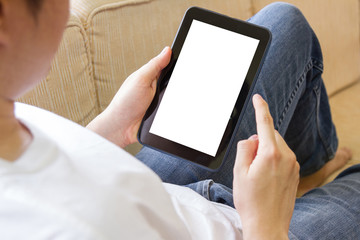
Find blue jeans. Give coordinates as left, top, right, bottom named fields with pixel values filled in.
left=137, top=2, right=360, bottom=239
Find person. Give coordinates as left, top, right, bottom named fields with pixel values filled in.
left=0, top=0, right=358, bottom=239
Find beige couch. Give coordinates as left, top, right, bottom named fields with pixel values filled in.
left=19, top=0, right=360, bottom=182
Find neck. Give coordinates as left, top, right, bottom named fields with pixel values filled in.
left=0, top=97, right=32, bottom=161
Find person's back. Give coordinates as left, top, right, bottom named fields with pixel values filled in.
left=0, top=103, right=244, bottom=239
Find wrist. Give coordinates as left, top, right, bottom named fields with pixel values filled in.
left=243, top=228, right=288, bottom=240
left=86, top=110, right=130, bottom=148
left=242, top=220, right=289, bottom=240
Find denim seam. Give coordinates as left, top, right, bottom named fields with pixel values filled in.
left=314, top=86, right=330, bottom=161
left=203, top=179, right=212, bottom=201
left=276, top=60, right=313, bottom=130
left=313, top=53, right=336, bottom=161
left=312, top=58, right=324, bottom=72
left=314, top=87, right=336, bottom=161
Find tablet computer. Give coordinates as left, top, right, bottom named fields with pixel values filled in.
left=138, top=7, right=271, bottom=170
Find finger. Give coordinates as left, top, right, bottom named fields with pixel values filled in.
left=136, top=46, right=172, bottom=82
left=234, top=135, right=259, bottom=172
left=253, top=94, right=276, bottom=148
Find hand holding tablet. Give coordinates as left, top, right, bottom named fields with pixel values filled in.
left=138, top=7, right=271, bottom=170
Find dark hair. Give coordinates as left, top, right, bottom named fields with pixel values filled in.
left=25, top=0, right=44, bottom=17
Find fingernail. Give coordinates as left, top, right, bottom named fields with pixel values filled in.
left=249, top=134, right=258, bottom=141
left=253, top=94, right=263, bottom=102
left=160, top=47, right=168, bottom=55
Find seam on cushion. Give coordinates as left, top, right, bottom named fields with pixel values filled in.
left=85, top=0, right=152, bottom=24
left=67, top=19, right=99, bottom=124
left=81, top=0, right=152, bottom=113
left=329, top=78, right=360, bottom=98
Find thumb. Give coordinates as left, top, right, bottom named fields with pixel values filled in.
left=234, top=135, right=259, bottom=172
left=136, top=46, right=172, bottom=82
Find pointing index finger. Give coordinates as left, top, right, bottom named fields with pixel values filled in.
left=253, top=94, right=276, bottom=148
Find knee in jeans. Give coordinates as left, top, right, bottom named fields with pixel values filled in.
left=264, top=2, right=303, bottom=18
left=259, top=2, right=309, bottom=31
left=252, top=1, right=316, bottom=55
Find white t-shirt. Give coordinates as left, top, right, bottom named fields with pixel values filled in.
left=0, top=103, right=243, bottom=239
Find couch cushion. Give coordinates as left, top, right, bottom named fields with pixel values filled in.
left=71, top=0, right=253, bottom=113
left=252, top=0, right=360, bottom=96
left=324, top=81, right=360, bottom=182
left=17, top=15, right=98, bottom=126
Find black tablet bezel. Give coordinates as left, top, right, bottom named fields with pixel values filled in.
left=138, top=7, right=271, bottom=170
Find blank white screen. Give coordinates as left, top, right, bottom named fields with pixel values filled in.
left=150, top=20, right=259, bottom=157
